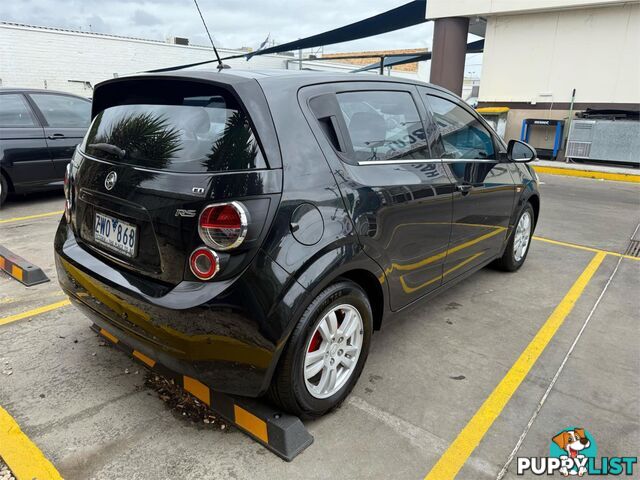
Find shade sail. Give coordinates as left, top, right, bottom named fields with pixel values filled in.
left=246, top=0, right=428, bottom=58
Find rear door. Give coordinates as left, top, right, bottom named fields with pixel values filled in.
left=27, top=92, right=91, bottom=177
left=419, top=88, right=516, bottom=279
left=301, top=82, right=455, bottom=310
left=0, top=92, right=56, bottom=190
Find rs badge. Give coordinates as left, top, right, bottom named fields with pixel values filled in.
left=175, top=209, right=197, bottom=217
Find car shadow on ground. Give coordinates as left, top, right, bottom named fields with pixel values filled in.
left=3, top=189, right=64, bottom=205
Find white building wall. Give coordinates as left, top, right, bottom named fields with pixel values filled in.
left=426, top=0, right=631, bottom=19
left=479, top=2, right=639, bottom=105
left=0, top=23, right=431, bottom=97
left=0, top=23, right=290, bottom=96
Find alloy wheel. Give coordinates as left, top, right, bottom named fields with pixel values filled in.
left=303, top=304, right=364, bottom=399
left=513, top=211, right=532, bottom=262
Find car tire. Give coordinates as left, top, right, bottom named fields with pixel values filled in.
left=268, top=280, right=373, bottom=419
left=493, top=202, right=535, bottom=272
left=0, top=173, right=8, bottom=206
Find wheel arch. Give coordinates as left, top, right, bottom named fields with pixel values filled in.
left=527, top=193, right=540, bottom=227
left=338, top=269, right=384, bottom=331
left=289, top=242, right=390, bottom=332
left=1, top=167, right=14, bottom=193
left=262, top=244, right=389, bottom=394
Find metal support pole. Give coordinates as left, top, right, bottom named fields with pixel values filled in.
left=379, top=56, right=385, bottom=75
left=430, top=17, right=470, bottom=95
left=564, top=88, right=576, bottom=163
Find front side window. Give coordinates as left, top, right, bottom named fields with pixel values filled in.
left=336, top=91, right=429, bottom=162
left=427, top=95, right=496, bottom=160
left=29, top=94, right=91, bottom=128
left=82, top=93, right=266, bottom=173
left=0, top=94, right=38, bottom=127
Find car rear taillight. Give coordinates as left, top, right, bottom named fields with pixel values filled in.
left=198, top=202, right=248, bottom=250
left=189, top=247, right=220, bottom=280
left=64, top=162, right=72, bottom=222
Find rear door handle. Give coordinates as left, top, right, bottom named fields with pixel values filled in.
left=456, top=183, right=473, bottom=194
left=48, top=133, right=66, bottom=140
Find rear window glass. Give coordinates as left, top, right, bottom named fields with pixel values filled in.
left=82, top=92, right=266, bottom=173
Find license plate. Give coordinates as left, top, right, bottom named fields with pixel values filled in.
left=94, top=212, right=137, bottom=257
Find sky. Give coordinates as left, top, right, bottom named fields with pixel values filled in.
left=1, top=0, right=482, bottom=75
left=1, top=0, right=436, bottom=52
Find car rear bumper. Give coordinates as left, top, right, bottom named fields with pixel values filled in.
left=54, top=221, right=305, bottom=397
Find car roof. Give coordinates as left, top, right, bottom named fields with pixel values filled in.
left=0, top=87, right=90, bottom=99
left=97, top=68, right=456, bottom=97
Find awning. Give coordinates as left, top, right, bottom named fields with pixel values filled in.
left=245, top=0, right=428, bottom=58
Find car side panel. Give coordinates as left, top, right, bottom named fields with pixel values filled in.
left=505, top=162, right=541, bottom=235
left=42, top=126, right=87, bottom=177
left=0, top=126, right=57, bottom=191
left=25, top=93, right=90, bottom=177
left=296, top=82, right=456, bottom=311
left=420, top=88, right=517, bottom=279
left=257, top=79, right=362, bottom=282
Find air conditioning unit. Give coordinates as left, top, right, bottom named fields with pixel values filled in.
left=566, top=121, right=594, bottom=159
left=567, top=119, right=640, bottom=164
left=166, top=36, right=189, bottom=46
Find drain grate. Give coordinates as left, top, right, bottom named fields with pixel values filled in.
left=625, top=239, right=640, bottom=257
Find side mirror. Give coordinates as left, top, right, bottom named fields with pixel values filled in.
left=507, top=140, right=537, bottom=163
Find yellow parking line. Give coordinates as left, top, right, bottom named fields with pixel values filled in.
left=533, top=236, right=640, bottom=261
left=0, top=299, right=70, bottom=327
left=0, top=406, right=62, bottom=480
left=532, top=165, right=640, bottom=183
left=0, top=210, right=64, bottom=224
left=424, top=251, right=606, bottom=480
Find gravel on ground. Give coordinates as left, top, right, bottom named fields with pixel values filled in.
left=0, top=458, right=15, bottom=480
left=144, top=372, right=232, bottom=431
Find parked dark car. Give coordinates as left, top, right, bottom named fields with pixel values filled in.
left=0, top=88, right=91, bottom=204
left=54, top=70, right=540, bottom=418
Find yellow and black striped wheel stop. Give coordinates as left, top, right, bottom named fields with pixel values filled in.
left=91, top=323, right=314, bottom=461
left=0, top=245, right=49, bottom=286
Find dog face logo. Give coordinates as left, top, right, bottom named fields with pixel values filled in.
left=550, top=427, right=596, bottom=477
left=553, top=429, right=591, bottom=459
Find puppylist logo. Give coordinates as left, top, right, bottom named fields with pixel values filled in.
left=517, top=427, right=637, bottom=476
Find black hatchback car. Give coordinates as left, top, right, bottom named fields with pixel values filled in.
left=54, top=70, right=540, bottom=418
left=0, top=88, right=91, bottom=204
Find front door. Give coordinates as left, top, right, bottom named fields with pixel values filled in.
left=420, top=89, right=516, bottom=280
left=301, top=83, right=455, bottom=310
left=27, top=93, right=91, bottom=178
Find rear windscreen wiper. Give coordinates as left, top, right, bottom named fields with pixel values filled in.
left=88, top=143, right=126, bottom=159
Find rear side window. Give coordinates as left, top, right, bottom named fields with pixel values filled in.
left=83, top=89, right=266, bottom=173
left=0, top=94, right=38, bottom=127
left=30, top=94, right=91, bottom=128
left=427, top=95, right=496, bottom=160
left=336, top=91, right=429, bottom=162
